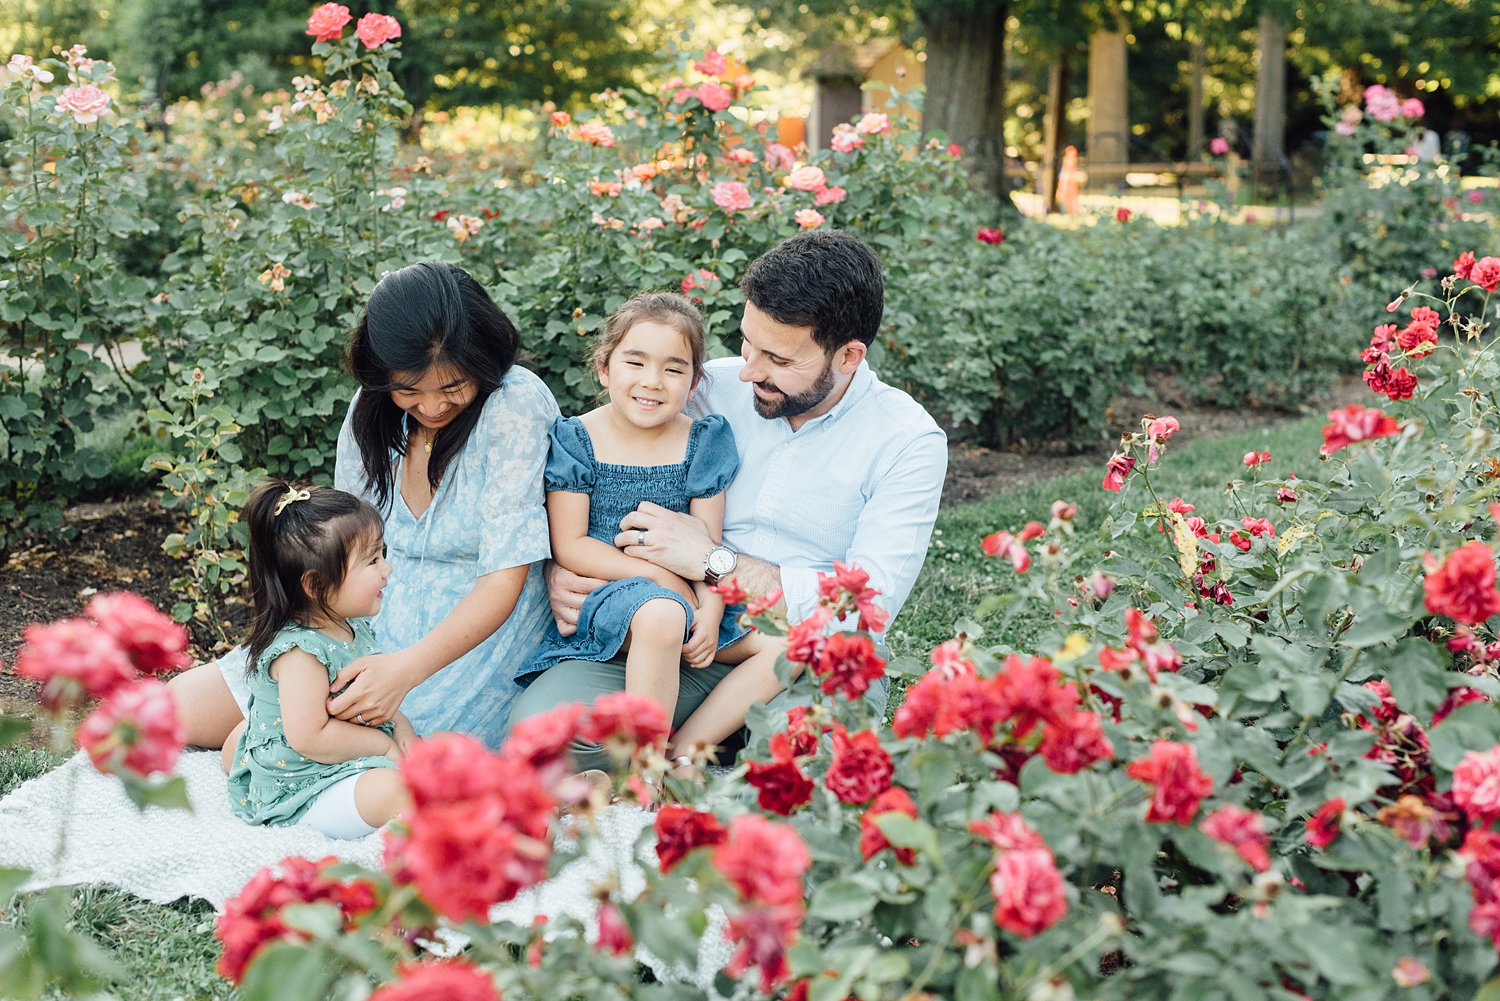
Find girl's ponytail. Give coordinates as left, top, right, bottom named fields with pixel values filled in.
left=245, top=480, right=297, bottom=671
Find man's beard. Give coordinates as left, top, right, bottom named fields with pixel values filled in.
left=751, top=356, right=836, bottom=420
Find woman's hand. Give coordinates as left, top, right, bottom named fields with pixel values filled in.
left=327, top=651, right=421, bottom=727
left=545, top=561, right=606, bottom=637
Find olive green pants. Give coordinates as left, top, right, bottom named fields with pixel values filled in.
left=507, top=657, right=890, bottom=772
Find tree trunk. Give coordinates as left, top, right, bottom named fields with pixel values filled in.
left=1252, top=14, right=1287, bottom=193
left=1086, top=29, right=1129, bottom=175
left=1188, top=39, right=1206, bottom=158
left=919, top=1, right=1010, bottom=203
left=1042, top=58, right=1071, bottom=213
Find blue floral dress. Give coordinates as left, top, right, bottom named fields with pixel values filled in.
left=333, top=366, right=559, bottom=743
left=519, top=414, right=747, bottom=680
left=228, top=620, right=396, bottom=827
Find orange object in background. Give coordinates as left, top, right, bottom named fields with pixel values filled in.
left=1058, top=145, right=1080, bottom=215
left=778, top=116, right=807, bottom=150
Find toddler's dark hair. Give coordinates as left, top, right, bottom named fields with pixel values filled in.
left=243, top=480, right=383, bottom=670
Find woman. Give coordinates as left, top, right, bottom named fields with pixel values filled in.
left=168, top=262, right=558, bottom=749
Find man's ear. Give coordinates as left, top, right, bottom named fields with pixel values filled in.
left=836, top=340, right=867, bottom=375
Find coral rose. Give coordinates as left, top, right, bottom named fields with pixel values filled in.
left=305, top=3, right=352, bottom=42
left=711, top=181, right=752, bottom=212
left=355, top=13, right=402, bottom=48
left=787, top=165, right=826, bottom=191
left=1424, top=541, right=1500, bottom=625
left=368, top=961, right=501, bottom=1001
left=85, top=592, right=189, bottom=675
left=14, top=617, right=136, bottom=710
left=794, top=209, right=824, bottom=229
left=1471, top=256, right=1500, bottom=293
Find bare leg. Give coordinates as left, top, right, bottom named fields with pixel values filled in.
left=623, top=598, right=689, bottom=722
left=353, top=768, right=411, bottom=828
left=220, top=720, right=248, bottom=776
left=166, top=662, right=245, bottom=750
left=670, top=633, right=791, bottom=756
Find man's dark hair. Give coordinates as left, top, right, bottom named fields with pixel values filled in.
left=740, top=229, right=884, bottom=353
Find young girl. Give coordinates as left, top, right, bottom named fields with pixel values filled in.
left=227, top=480, right=416, bottom=839
left=519, top=292, right=783, bottom=761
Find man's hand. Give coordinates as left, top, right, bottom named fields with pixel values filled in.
left=682, top=607, right=719, bottom=668
left=616, top=501, right=713, bottom=580
left=546, top=561, right=605, bottom=637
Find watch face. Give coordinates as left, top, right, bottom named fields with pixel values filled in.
left=708, top=548, right=737, bottom=575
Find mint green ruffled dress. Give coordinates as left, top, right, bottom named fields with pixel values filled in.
left=228, top=620, right=396, bottom=827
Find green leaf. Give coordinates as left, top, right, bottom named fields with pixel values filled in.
left=0, top=716, right=32, bottom=748
left=809, top=878, right=877, bottom=922
left=119, top=774, right=192, bottom=812
left=237, top=941, right=335, bottom=1001
left=1339, top=609, right=1409, bottom=648
left=874, top=814, right=940, bottom=858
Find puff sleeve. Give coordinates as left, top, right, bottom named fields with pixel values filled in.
left=543, top=417, right=596, bottom=493
left=684, top=414, right=740, bottom=499
left=472, top=369, right=560, bottom=576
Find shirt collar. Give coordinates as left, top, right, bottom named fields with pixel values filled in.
left=790, top=360, right=873, bottom=431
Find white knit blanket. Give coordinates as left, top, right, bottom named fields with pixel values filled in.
left=0, top=751, right=731, bottom=988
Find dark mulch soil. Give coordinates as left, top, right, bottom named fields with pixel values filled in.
left=1, top=375, right=1365, bottom=719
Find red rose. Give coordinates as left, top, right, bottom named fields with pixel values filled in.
left=1305, top=797, right=1346, bottom=848
left=1320, top=404, right=1399, bottom=455
left=1454, top=251, right=1476, bottom=280
left=810, top=632, right=886, bottom=700
left=304, top=3, right=351, bottom=42
left=970, top=811, right=1045, bottom=851
left=401, top=734, right=511, bottom=808
left=1102, top=452, right=1135, bottom=492
left=990, top=847, right=1067, bottom=937
left=368, top=961, right=500, bottom=1001
left=724, top=903, right=801, bottom=993
left=1200, top=805, right=1271, bottom=871
left=75, top=679, right=184, bottom=778
left=1126, top=740, right=1214, bottom=825
left=1424, top=542, right=1500, bottom=625
left=1454, top=747, right=1500, bottom=824
left=976, top=227, right=1004, bottom=245
left=85, top=592, right=189, bottom=675
left=395, top=799, right=550, bottom=921
left=859, top=787, right=918, bottom=864
left=824, top=727, right=893, bottom=804
left=1039, top=710, right=1114, bottom=773
left=14, top=617, right=136, bottom=711
left=216, top=856, right=377, bottom=983
left=1115, top=207, right=1132, bottom=222
left=745, top=757, right=815, bottom=815
left=582, top=691, right=670, bottom=751
left=709, top=576, right=747, bottom=605
left=712, top=815, right=809, bottom=907
left=989, top=654, right=1077, bottom=741
left=654, top=805, right=727, bottom=872
left=784, top=607, right=832, bottom=665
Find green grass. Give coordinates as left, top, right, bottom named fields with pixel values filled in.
left=0, top=412, right=1332, bottom=999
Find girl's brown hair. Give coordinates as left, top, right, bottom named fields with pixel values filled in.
left=243, top=480, right=384, bottom=670
left=590, top=291, right=707, bottom=385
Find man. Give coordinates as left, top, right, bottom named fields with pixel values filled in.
left=507, top=229, right=947, bottom=768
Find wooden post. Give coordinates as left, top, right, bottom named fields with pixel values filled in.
left=1041, top=59, right=1070, bottom=213
left=1252, top=14, right=1287, bottom=194
left=1087, top=29, right=1129, bottom=183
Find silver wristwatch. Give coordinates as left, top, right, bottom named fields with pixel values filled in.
left=704, top=545, right=738, bottom=585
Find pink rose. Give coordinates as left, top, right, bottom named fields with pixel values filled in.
left=990, top=848, right=1067, bottom=937
left=763, top=143, right=795, bottom=172
left=1335, top=121, right=1356, bottom=137
left=1364, top=84, right=1401, bottom=122
left=786, top=165, right=826, bottom=191
left=1455, top=251, right=1476, bottom=279
left=813, top=185, right=846, bottom=207
left=794, top=209, right=824, bottom=229
left=573, top=121, right=615, bottom=147
left=830, top=124, right=863, bottom=153
left=1471, top=256, right=1500, bottom=293
left=1454, top=747, right=1500, bottom=824
left=305, top=3, right=352, bottom=42
left=711, top=181, right=752, bottom=213
left=1200, top=805, right=1271, bottom=871
left=695, top=81, right=731, bottom=112
left=725, top=147, right=755, bottom=165
left=1424, top=542, right=1500, bottom=626
left=355, top=13, right=402, bottom=49
left=85, top=592, right=189, bottom=675
left=76, top=679, right=184, bottom=777
left=56, top=84, right=110, bottom=124
left=549, top=111, right=571, bottom=128
left=368, top=961, right=500, bottom=1001
left=1209, top=137, right=1229, bottom=155
left=14, top=617, right=136, bottom=710
left=854, top=112, right=891, bottom=135
left=694, top=50, right=727, bottom=77
left=1401, top=97, right=1425, bottom=119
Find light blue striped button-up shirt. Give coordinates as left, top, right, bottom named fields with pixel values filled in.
left=690, top=356, right=947, bottom=631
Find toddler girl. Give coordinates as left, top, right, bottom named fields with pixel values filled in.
left=520, top=292, right=782, bottom=760
left=227, top=480, right=415, bottom=839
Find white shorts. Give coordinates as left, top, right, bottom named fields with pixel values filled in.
left=296, top=773, right=379, bottom=840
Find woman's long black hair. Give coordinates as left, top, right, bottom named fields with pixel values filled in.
left=244, top=480, right=383, bottom=671
left=347, top=262, right=520, bottom=510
